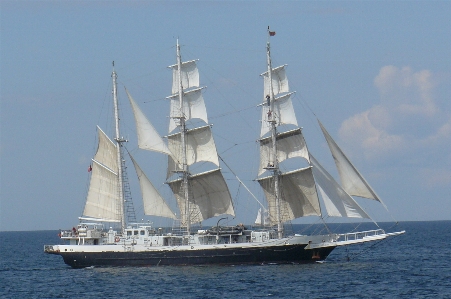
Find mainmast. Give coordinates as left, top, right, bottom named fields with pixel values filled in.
left=112, top=62, right=126, bottom=232
left=176, top=40, right=191, bottom=234
left=266, top=27, right=283, bottom=239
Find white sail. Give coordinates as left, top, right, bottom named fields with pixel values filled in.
left=167, top=125, right=219, bottom=177
left=167, top=169, right=235, bottom=225
left=257, top=167, right=321, bottom=224
left=255, top=208, right=263, bottom=225
left=82, top=127, right=120, bottom=222
left=259, top=128, right=309, bottom=175
left=167, top=87, right=208, bottom=133
left=310, top=155, right=370, bottom=219
left=126, top=89, right=174, bottom=157
left=261, top=64, right=289, bottom=96
left=318, top=120, right=384, bottom=204
left=169, top=59, right=200, bottom=94
left=93, top=126, right=118, bottom=171
left=254, top=208, right=269, bottom=226
left=83, top=162, right=121, bottom=222
left=129, top=154, right=176, bottom=219
left=260, top=92, right=298, bottom=137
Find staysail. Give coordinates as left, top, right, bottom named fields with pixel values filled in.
left=318, top=120, right=386, bottom=207
left=310, top=155, right=370, bottom=218
left=127, top=86, right=185, bottom=220
left=129, top=154, right=176, bottom=219
left=126, top=89, right=175, bottom=158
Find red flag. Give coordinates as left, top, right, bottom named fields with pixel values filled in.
left=88, top=165, right=92, bottom=172
left=269, top=31, right=276, bottom=36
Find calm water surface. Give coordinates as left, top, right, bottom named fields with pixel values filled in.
left=1, top=221, right=450, bottom=298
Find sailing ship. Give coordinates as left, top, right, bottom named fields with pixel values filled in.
left=44, top=31, right=404, bottom=268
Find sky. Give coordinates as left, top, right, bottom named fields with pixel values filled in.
left=1, top=1, right=450, bottom=231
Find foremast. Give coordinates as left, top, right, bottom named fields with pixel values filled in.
left=112, top=62, right=126, bottom=232
left=258, top=28, right=322, bottom=237
left=257, top=29, right=381, bottom=236
left=265, top=30, right=283, bottom=239
left=175, top=39, right=191, bottom=234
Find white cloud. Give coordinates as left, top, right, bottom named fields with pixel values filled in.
left=421, top=116, right=451, bottom=145
left=373, top=66, right=437, bottom=117
left=339, top=66, right=450, bottom=165
left=339, top=109, right=405, bottom=160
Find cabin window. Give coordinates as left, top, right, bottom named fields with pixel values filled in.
left=127, top=231, right=132, bottom=236
left=140, top=230, right=145, bottom=236
left=134, top=230, right=138, bottom=235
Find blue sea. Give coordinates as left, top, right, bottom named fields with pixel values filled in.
left=1, top=221, right=450, bottom=298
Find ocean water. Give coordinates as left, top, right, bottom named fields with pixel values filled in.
left=1, top=221, right=450, bottom=298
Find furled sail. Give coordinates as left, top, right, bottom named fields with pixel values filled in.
left=129, top=154, right=176, bottom=219
left=167, top=87, right=209, bottom=133
left=82, top=127, right=120, bottom=222
left=167, top=125, right=220, bottom=177
left=126, top=89, right=175, bottom=158
left=257, top=167, right=321, bottom=224
left=169, top=59, right=200, bottom=94
left=259, top=128, right=309, bottom=175
left=310, top=155, right=370, bottom=218
left=167, top=169, right=235, bottom=225
left=318, top=120, right=384, bottom=204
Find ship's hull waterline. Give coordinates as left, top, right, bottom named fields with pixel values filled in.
left=48, top=243, right=336, bottom=268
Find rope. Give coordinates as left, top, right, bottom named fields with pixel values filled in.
left=209, top=104, right=258, bottom=120
left=343, top=231, right=402, bottom=262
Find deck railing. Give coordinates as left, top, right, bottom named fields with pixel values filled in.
left=339, top=229, right=385, bottom=241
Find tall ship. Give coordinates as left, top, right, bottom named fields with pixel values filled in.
left=45, top=30, right=404, bottom=268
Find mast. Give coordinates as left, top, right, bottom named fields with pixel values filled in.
left=112, top=62, right=126, bottom=232
left=176, top=40, right=190, bottom=234
left=266, top=27, right=283, bottom=239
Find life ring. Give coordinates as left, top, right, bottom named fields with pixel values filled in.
left=115, top=236, right=120, bottom=242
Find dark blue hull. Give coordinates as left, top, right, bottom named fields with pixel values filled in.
left=58, top=244, right=336, bottom=268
